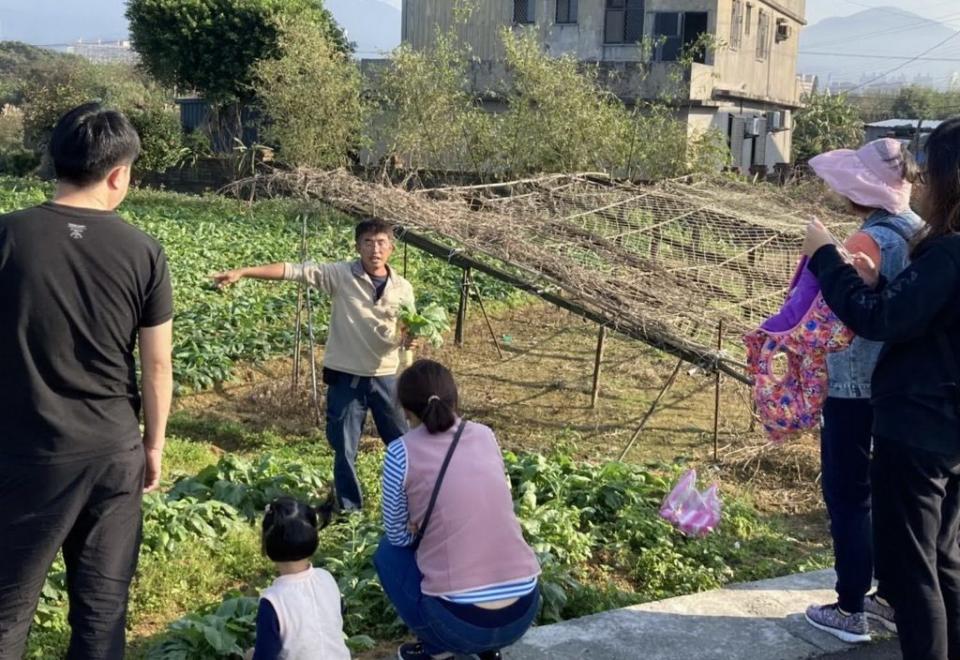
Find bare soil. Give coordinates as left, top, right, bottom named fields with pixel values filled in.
left=177, top=303, right=828, bottom=524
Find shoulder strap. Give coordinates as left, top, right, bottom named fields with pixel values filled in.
left=868, top=220, right=912, bottom=244
left=413, top=419, right=468, bottom=549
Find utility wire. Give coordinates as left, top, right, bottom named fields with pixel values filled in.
left=846, top=30, right=960, bottom=93
left=800, top=51, right=960, bottom=62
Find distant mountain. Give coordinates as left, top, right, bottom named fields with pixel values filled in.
left=799, top=7, right=960, bottom=88
left=326, top=0, right=401, bottom=57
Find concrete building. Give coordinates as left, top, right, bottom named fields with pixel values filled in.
left=402, top=0, right=805, bottom=171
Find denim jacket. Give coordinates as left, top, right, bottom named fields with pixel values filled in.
left=826, top=209, right=925, bottom=398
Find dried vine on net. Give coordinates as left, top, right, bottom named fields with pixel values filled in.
left=234, top=169, right=856, bottom=383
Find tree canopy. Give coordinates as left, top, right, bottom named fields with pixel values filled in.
left=126, top=0, right=349, bottom=103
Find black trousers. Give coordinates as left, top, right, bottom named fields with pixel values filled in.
left=0, top=446, right=144, bottom=660
left=873, top=438, right=960, bottom=660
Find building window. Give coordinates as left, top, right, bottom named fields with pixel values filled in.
left=745, top=4, right=753, bottom=35
left=654, top=11, right=709, bottom=63
left=756, top=10, right=771, bottom=60
left=604, top=0, right=644, bottom=44
left=654, top=13, right=682, bottom=61
left=514, top=0, right=535, bottom=24
left=557, top=0, right=578, bottom=24
left=775, top=17, right=791, bottom=42
left=730, top=0, right=744, bottom=50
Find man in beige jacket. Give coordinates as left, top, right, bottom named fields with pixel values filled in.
left=214, top=219, right=414, bottom=511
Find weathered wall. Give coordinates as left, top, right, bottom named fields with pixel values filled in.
left=404, top=0, right=803, bottom=106
left=713, top=0, right=804, bottom=107
left=401, top=0, right=802, bottom=166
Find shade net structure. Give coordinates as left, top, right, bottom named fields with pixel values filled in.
left=249, top=169, right=859, bottom=384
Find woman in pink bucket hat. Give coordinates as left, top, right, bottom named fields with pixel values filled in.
left=802, top=138, right=926, bottom=644
left=811, top=138, right=916, bottom=216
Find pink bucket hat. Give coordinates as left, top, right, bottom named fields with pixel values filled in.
left=809, top=138, right=913, bottom=214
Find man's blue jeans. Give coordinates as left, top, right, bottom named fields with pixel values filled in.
left=325, top=370, right=407, bottom=510
left=373, top=538, right=540, bottom=656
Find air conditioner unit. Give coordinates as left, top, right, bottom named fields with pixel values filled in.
left=744, top=117, right=762, bottom=137
left=776, top=19, right=791, bottom=42
left=767, top=111, right=783, bottom=131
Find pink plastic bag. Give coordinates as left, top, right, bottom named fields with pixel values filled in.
left=660, top=470, right=722, bottom=537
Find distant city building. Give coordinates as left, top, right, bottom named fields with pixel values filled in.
left=797, top=73, right=818, bottom=97
left=823, top=71, right=956, bottom=95
left=59, top=40, right=138, bottom=65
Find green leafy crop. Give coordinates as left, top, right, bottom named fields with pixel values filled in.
left=399, top=302, right=451, bottom=348
left=146, top=596, right=259, bottom=659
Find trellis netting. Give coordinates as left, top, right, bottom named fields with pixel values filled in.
left=247, top=169, right=858, bottom=383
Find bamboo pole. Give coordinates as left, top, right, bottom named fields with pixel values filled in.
left=303, top=216, right=322, bottom=427
left=591, top=326, right=607, bottom=409
left=470, top=281, right=503, bottom=359
left=455, top=268, right=471, bottom=347
left=713, top=320, right=724, bottom=462
left=291, top=215, right=307, bottom=392
left=618, top=356, right=685, bottom=462
left=305, top=286, right=322, bottom=428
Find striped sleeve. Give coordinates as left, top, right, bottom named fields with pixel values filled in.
left=382, top=439, right=414, bottom=547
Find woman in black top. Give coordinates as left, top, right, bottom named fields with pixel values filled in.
left=804, top=117, right=960, bottom=660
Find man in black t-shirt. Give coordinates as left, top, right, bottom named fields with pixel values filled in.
left=0, top=103, right=173, bottom=659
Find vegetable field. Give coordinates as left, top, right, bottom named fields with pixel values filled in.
left=28, top=425, right=829, bottom=659
left=0, top=178, right=514, bottom=391
left=1, top=179, right=830, bottom=658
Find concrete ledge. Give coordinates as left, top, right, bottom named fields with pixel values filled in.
left=503, top=570, right=894, bottom=660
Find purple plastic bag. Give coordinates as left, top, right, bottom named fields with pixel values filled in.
left=660, top=470, right=722, bottom=537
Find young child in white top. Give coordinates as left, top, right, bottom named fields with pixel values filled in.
left=247, top=497, right=350, bottom=660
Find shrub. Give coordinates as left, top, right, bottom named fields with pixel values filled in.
left=793, top=91, right=864, bottom=163
left=374, top=34, right=490, bottom=173
left=253, top=18, right=365, bottom=169
left=127, top=102, right=185, bottom=175
left=19, top=58, right=99, bottom=152
left=18, top=61, right=183, bottom=175
left=493, top=29, right=630, bottom=176
left=373, top=21, right=729, bottom=179
left=0, top=105, right=38, bottom=176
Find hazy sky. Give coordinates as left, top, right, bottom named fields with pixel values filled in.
left=0, top=0, right=956, bottom=44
